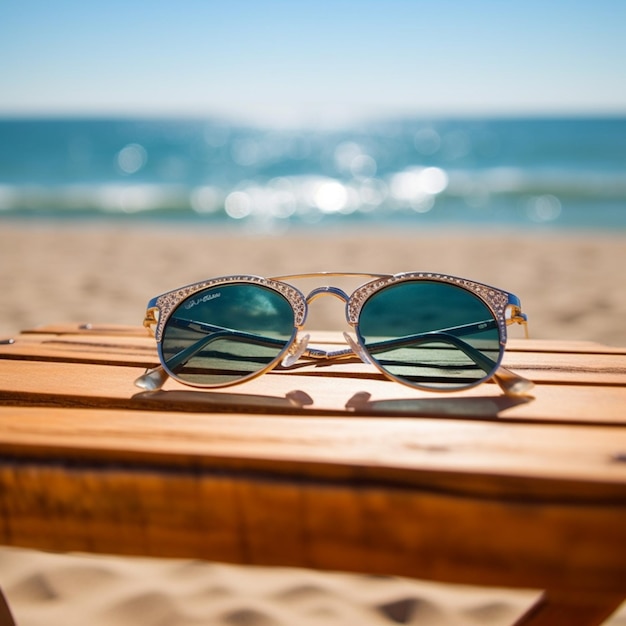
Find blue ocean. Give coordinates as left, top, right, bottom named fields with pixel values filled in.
left=1, top=116, right=625, bottom=230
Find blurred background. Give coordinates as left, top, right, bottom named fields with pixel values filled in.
left=1, top=1, right=626, bottom=346
left=1, top=0, right=625, bottom=231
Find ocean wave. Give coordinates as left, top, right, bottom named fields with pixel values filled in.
left=1, top=165, right=625, bottom=216
left=1, top=117, right=625, bottom=228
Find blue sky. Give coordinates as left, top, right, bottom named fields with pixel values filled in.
left=1, top=0, right=625, bottom=127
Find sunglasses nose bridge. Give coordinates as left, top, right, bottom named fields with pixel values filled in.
left=305, top=285, right=351, bottom=306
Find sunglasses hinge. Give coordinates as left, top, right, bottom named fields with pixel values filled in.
left=508, top=308, right=530, bottom=339
left=143, top=307, right=159, bottom=336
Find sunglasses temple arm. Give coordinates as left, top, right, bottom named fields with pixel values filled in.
left=366, top=330, right=498, bottom=372
left=166, top=320, right=288, bottom=364
left=169, top=318, right=287, bottom=348
left=134, top=364, right=171, bottom=391
left=135, top=321, right=291, bottom=390
left=353, top=324, right=534, bottom=397
left=492, top=366, right=535, bottom=397
left=312, top=319, right=499, bottom=361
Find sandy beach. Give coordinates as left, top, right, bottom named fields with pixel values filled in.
left=1, top=221, right=626, bottom=345
left=1, top=221, right=625, bottom=625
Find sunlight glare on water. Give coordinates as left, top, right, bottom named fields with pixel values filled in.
left=116, top=143, right=147, bottom=175
left=314, top=180, right=349, bottom=213
left=389, top=166, right=448, bottom=212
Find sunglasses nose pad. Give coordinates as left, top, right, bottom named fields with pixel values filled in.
left=343, top=332, right=371, bottom=364
left=281, top=333, right=310, bottom=368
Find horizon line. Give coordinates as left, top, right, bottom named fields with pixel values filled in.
left=0, top=107, right=625, bottom=130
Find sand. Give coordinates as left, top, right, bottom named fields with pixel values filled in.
left=1, top=221, right=626, bottom=345
left=1, top=220, right=625, bottom=625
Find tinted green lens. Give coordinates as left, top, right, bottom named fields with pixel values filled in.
left=160, top=283, right=295, bottom=386
left=357, top=280, right=502, bottom=390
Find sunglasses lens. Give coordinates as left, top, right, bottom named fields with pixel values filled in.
left=160, top=283, right=296, bottom=386
left=357, top=280, right=502, bottom=390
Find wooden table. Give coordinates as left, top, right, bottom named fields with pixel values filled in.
left=0, top=324, right=625, bottom=625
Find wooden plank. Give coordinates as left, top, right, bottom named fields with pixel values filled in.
left=7, top=324, right=626, bottom=356
left=0, top=332, right=157, bottom=366
left=501, top=351, right=626, bottom=386
left=0, top=457, right=624, bottom=593
left=2, top=331, right=625, bottom=391
left=0, top=406, right=625, bottom=498
left=0, top=358, right=626, bottom=424
left=16, top=323, right=148, bottom=337
left=507, top=338, right=626, bottom=356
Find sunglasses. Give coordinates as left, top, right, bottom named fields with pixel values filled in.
left=135, top=272, right=532, bottom=397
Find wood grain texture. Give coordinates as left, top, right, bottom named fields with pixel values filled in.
left=0, top=325, right=625, bottom=623
left=1, top=353, right=626, bottom=424
left=0, top=459, right=624, bottom=592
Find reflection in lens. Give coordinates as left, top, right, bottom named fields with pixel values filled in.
left=357, top=281, right=502, bottom=390
left=160, top=283, right=295, bottom=386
